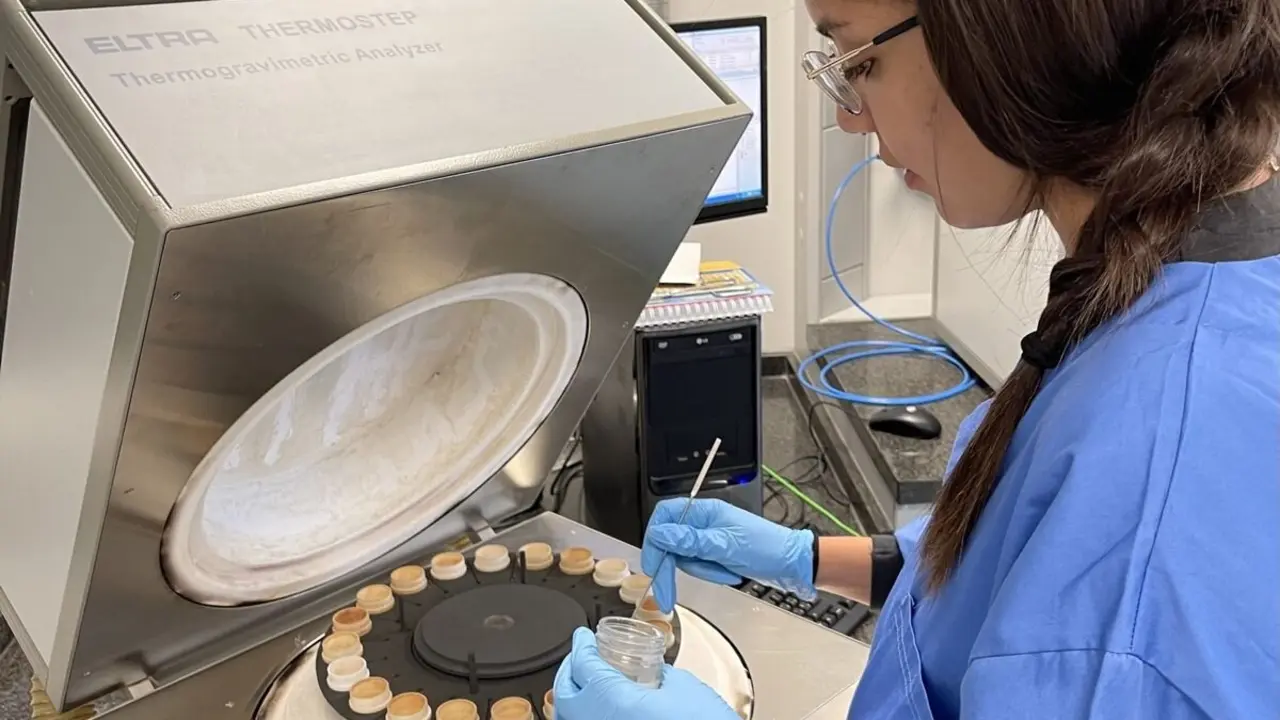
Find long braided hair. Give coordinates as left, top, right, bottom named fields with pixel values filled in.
left=915, top=0, right=1280, bottom=590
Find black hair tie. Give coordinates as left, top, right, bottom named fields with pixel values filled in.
left=1020, top=331, right=1063, bottom=370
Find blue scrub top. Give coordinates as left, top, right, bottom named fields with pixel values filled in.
left=850, top=181, right=1280, bottom=720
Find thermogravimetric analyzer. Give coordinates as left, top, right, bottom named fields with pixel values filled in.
left=0, top=1, right=868, bottom=718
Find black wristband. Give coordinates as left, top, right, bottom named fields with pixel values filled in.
left=869, top=534, right=904, bottom=610
left=811, top=532, right=821, bottom=585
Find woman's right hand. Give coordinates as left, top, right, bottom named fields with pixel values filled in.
left=640, top=498, right=817, bottom=612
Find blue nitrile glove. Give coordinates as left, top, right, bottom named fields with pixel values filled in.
left=553, top=627, right=739, bottom=720
left=641, top=498, right=816, bottom=612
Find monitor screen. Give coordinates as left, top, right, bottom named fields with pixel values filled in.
left=673, top=18, right=768, bottom=224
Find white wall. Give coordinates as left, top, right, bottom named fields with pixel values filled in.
left=864, top=138, right=937, bottom=305
left=669, top=0, right=798, bottom=353
left=663, top=0, right=1059, bottom=379
left=792, top=32, right=937, bottom=332
left=934, top=217, right=1061, bottom=386
left=667, top=0, right=939, bottom=353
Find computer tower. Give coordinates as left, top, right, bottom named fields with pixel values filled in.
left=581, top=316, right=764, bottom=546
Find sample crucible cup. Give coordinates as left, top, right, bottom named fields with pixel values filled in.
left=558, top=547, right=595, bottom=576
left=542, top=690, right=555, bottom=720
left=474, top=544, right=512, bottom=574
left=321, top=632, right=364, bottom=664
left=435, top=698, right=479, bottom=720
left=644, top=618, right=676, bottom=651
left=634, top=596, right=673, bottom=623
left=430, top=552, right=468, bottom=581
left=518, top=542, right=555, bottom=571
left=489, top=696, right=533, bottom=720
left=332, top=607, right=374, bottom=636
left=390, top=565, right=428, bottom=595
left=348, top=677, right=393, bottom=715
left=618, top=574, right=651, bottom=606
left=592, top=558, right=630, bottom=588
left=356, top=584, right=396, bottom=615
left=386, top=692, right=432, bottom=720
left=326, top=656, right=370, bottom=692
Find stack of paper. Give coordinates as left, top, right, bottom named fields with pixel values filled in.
left=638, top=260, right=774, bottom=328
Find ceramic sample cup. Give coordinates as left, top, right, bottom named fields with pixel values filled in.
left=356, top=584, right=396, bottom=615
left=619, top=574, right=651, bottom=606
left=349, top=677, right=393, bottom=715
left=474, top=544, right=512, bottom=573
left=645, top=618, right=676, bottom=651
left=489, top=696, right=534, bottom=720
left=592, top=558, right=630, bottom=588
left=518, top=542, right=555, bottom=571
left=386, top=692, right=432, bottom=720
left=321, top=632, right=364, bottom=664
left=634, top=596, right=673, bottom=623
left=332, top=607, right=374, bottom=636
left=542, top=689, right=555, bottom=720
left=435, top=698, right=479, bottom=720
left=558, top=547, right=595, bottom=576
left=430, top=552, right=468, bottom=581
left=390, top=565, right=429, bottom=595
left=326, top=656, right=370, bottom=692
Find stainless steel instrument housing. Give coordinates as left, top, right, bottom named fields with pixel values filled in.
left=0, top=0, right=749, bottom=709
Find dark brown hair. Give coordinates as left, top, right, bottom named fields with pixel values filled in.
left=916, top=0, right=1280, bottom=590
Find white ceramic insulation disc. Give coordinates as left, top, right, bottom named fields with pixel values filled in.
left=162, top=274, right=588, bottom=605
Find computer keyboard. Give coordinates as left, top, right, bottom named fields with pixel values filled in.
left=738, top=580, right=871, bottom=637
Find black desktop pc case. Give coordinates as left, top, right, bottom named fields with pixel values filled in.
left=581, top=316, right=764, bottom=546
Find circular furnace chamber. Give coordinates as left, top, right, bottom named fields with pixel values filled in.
left=162, top=274, right=588, bottom=606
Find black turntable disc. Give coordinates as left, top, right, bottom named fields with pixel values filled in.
left=315, top=549, right=682, bottom=718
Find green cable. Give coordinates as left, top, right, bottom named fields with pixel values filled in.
left=761, top=464, right=862, bottom=537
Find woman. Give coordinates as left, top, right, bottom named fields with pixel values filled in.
left=554, top=0, right=1279, bottom=717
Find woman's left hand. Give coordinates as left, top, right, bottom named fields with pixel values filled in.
left=552, top=627, right=740, bottom=719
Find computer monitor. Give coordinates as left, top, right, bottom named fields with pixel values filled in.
left=673, top=17, right=768, bottom=224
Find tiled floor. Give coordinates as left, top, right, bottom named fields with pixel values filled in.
left=0, top=625, right=127, bottom=718
left=0, top=620, right=28, bottom=720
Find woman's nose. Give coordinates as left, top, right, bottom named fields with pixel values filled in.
left=836, top=106, right=874, bottom=134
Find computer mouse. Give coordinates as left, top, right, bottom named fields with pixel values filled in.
left=868, top=405, right=943, bottom=440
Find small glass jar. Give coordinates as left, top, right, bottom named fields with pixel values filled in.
left=594, top=616, right=666, bottom=689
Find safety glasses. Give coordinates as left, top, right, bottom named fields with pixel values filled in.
left=801, top=16, right=920, bottom=115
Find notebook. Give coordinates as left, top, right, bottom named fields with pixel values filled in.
left=637, top=260, right=774, bottom=328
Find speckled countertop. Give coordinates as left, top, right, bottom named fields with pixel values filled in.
left=805, top=320, right=990, bottom=502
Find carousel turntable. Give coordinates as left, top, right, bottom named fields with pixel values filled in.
left=257, top=540, right=753, bottom=720
left=0, top=0, right=867, bottom=718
